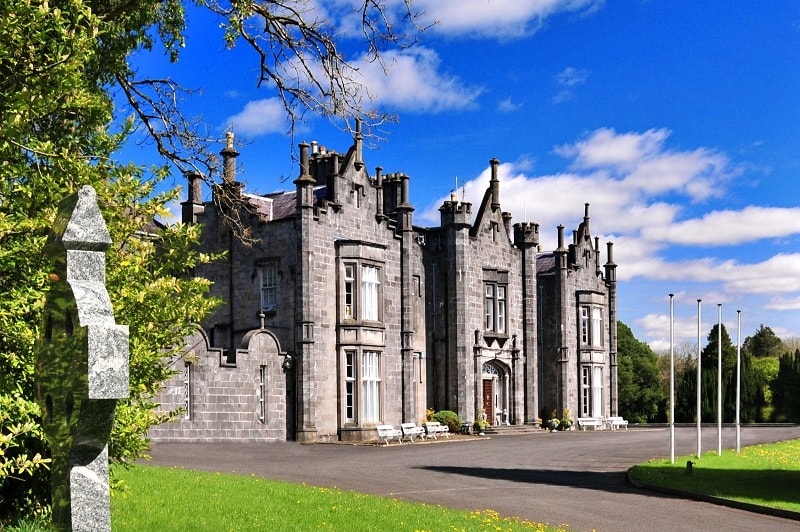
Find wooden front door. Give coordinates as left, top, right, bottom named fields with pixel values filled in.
left=483, top=380, right=493, bottom=421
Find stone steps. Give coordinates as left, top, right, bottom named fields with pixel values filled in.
left=480, top=424, right=543, bottom=436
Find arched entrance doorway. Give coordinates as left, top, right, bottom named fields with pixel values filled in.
left=481, top=361, right=510, bottom=425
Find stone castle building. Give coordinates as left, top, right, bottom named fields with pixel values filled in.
left=148, top=128, right=618, bottom=443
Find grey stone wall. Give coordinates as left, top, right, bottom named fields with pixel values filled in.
left=150, top=138, right=617, bottom=443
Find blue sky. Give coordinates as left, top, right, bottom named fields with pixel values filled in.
left=125, top=1, right=800, bottom=351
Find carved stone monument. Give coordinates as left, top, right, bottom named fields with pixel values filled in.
left=36, top=185, right=129, bottom=531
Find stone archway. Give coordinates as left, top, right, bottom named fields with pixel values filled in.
left=238, top=328, right=292, bottom=441
left=481, top=360, right=510, bottom=426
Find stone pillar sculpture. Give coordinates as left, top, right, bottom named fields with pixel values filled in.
left=36, top=185, right=129, bottom=531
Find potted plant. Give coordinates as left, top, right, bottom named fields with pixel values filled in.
left=559, top=409, right=573, bottom=431
left=473, top=408, right=490, bottom=435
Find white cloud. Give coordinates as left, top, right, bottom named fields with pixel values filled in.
left=642, top=206, right=800, bottom=246
left=352, top=48, right=483, bottom=113
left=224, top=98, right=290, bottom=137
left=415, top=0, right=605, bottom=38
left=556, top=66, right=589, bottom=87
left=552, top=67, right=589, bottom=103
left=497, top=97, right=522, bottom=113
left=416, top=127, right=800, bottom=337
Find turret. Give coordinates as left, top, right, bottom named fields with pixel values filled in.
left=294, top=142, right=317, bottom=208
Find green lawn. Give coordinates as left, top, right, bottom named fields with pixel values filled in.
left=628, top=438, right=800, bottom=513
left=111, top=465, right=566, bottom=531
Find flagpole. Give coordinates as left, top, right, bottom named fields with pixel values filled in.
left=717, top=304, right=722, bottom=456
left=736, top=309, right=742, bottom=453
left=669, top=294, right=675, bottom=464
left=697, top=299, right=702, bottom=459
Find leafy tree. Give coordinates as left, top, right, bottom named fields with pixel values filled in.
left=772, top=349, right=800, bottom=422
left=742, top=324, right=784, bottom=359
left=674, top=324, right=764, bottom=424
left=0, top=0, right=222, bottom=519
left=1, top=0, right=422, bottom=521
left=617, top=322, right=662, bottom=423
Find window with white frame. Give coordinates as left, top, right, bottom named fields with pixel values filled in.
left=258, top=366, right=266, bottom=423
left=344, top=264, right=355, bottom=319
left=345, top=351, right=355, bottom=422
left=580, top=305, right=604, bottom=348
left=592, top=307, right=604, bottom=347
left=592, top=366, right=603, bottom=417
left=362, top=351, right=381, bottom=422
left=361, top=266, right=380, bottom=321
left=341, top=261, right=382, bottom=322
left=484, top=281, right=508, bottom=334
left=341, top=349, right=383, bottom=425
left=259, top=260, right=279, bottom=312
left=581, top=365, right=603, bottom=418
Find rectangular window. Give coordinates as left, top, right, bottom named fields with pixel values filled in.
left=581, top=366, right=590, bottom=417
left=485, top=284, right=495, bottom=330
left=183, top=363, right=191, bottom=420
left=344, top=264, right=355, bottom=319
left=362, top=351, right=381, bottom=422
left=497, top=286, right=506, bottom=334
left=581, top=365, right=604, bottom=418
left=259, top=261, right=278, bottom=312
left=581, top=306, right=590, bottom=344
left=361, top=265, right=380, bottom=321
left=342, top=262, right=382, bottom=322
left=484, top=282, right=508, bottom=334
left=258, top=366, right=266, bottom=423
left=591, top=307, right=604, bottom=347
left=581, top=305, right=604, bottom=347
left=592, top=366, right=603, bottom=418
left=345, top=351, right=355, bottom=423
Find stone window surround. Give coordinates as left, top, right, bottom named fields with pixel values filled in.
left=339, top=347, right=383, bottom=427
left=257, top=258, right=280, bottom=313
left=336, top=240, right=387, bottom=325
left=577, top=291, right=606, bottom=349
left=483, top=268, right=509, bottom=339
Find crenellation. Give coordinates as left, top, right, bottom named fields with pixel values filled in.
left=150, top=138, right=617, bottom=443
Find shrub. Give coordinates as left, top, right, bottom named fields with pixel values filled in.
left=433, top=410, right=461, bottom=433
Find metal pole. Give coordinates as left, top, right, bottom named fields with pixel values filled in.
left=697, top=299, right=702, bottom=459
left=669, top=294, right=675, bottom=464
left=736, top=310, right=742, bottom=453
left=717, top=303, right=722, bottom=457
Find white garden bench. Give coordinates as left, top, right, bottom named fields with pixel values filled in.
left=376, top=424, right=403, bottom=445
left=577, top=417, right=604, bottom=431
left=606, top=416, right=628, bottom=431
left=423, top=421, right=450, bottom=439
left=400, top=423, right=426, bottom=442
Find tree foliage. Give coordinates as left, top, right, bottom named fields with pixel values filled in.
left=617, top=322, right=662, bottom=423
left=772, top=349, right=800, bottom=422
left=0, top=0, right=221, bottom=519
left=674, top=324, right=765, bottom=424
left=2, top=0, right=425, bottom=521
left=742, top=324, right=784, bottom=359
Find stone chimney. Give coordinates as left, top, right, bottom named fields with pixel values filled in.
left=220, top=131, right=240, bottom=185
left=490, top=157, right=500, bottom=212
left=181, top=171, right=205, bottom=224
left=605, top=241, right=617, bottom=282
left=294, top=142, right=316, bottom=208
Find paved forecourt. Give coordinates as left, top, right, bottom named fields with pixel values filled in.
left=146, top=425, right=800, bottom=532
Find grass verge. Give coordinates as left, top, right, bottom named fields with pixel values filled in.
left=111, top=465, right=568, bottom=531
left=628, top=438, right=800, bottom=513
